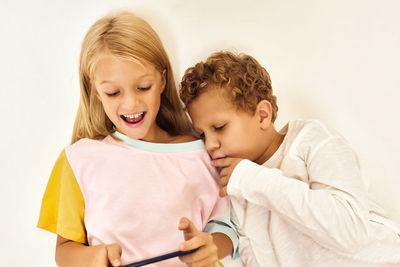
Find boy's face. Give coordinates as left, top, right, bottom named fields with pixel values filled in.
left=188, top=88, right=268, bottom=163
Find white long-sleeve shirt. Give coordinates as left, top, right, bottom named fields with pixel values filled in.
left=228, top=119, right=400, bottom=267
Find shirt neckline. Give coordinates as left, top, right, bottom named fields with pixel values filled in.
left=265, top=122, right=290, bottom=167
left=112, top=131, right=205, bottom=153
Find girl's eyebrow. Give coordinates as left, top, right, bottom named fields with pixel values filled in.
left=99, top=74, right=155, bottom=85
left=99, top=80, right=115, bottom=85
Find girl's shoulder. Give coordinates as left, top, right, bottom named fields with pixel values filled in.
left=68, top=137, right=105, bottom=148
left=66, top=137, right=114, bottom=157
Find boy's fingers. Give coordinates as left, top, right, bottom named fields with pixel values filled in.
left=178, top=217, right=190, bottom=230
left=107, top=243, right=122, bottom=266
left=179, top=246, right=217, bottom=265
left=214, top=158, right=242, bottom=175
left=219, top=175, right=229, bottom=187
left=219, top=186, right=228, bottom=197
left=180, top=232, right=211, bottom=251
left=179, top=217, right=200, bottom=240
left=180, top=255, right=218, bottom=267
left=179, top=235, right=218, bottom=266
left=219, top=167, right=231, bottom=177
left=212, top=157, right=232, bottom=167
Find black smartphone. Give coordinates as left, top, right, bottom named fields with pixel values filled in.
left=121, top=248, right=198, bottom=267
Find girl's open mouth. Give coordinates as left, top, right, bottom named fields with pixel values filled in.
left=121, top=112, right=146, bottom=124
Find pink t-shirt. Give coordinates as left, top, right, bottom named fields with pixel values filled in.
left=65, top=133, right=228, bottom=265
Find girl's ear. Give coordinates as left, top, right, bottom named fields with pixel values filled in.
left=256, top=100, right=273, bottom=129
left=160, top=69, right=167, bottom=93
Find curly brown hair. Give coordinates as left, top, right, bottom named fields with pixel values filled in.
left=180, top=51, right=278, bottom=122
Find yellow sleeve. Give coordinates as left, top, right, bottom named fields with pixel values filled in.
left=37, top=149, right=87, bottom=244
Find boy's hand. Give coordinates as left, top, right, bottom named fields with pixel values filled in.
left=212, top=157, right=243, bottom=197
left=178, top=217, right=218, bottom=266
left=91, top=243, right=122, bottom=267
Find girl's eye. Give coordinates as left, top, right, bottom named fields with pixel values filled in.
left=199, top=132, right=205, bottom=140
left=138, top=86, right=151, bottom=91
left=106, top=91, right=119, bottom=97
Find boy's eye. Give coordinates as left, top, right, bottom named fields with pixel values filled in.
left=199, top=132, right=205, bottom=140
left=106, top=91, right=119, bottom=97
left=214, top=124, right=225, bottom=131
left=138, top=86, right=151, bottom=91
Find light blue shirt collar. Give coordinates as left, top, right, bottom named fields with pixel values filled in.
left=113, top=131, right=205, bottom=153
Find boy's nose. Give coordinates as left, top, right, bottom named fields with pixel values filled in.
left=205, top=135, right=220, bottom=153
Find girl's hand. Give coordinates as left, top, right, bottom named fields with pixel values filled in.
left=178, top=217, right=218, bottom=267
left=212, top=157, right=243, bottom=197
left=56, top=235, right=122, bottom=267
left=90, top=243, right=122, bottom=267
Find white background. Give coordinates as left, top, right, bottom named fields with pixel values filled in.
left=1, top=0, right=399, bottom=266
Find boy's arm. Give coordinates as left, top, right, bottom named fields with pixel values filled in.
left=204, top=207, right=239, bottom=259
left=222, top=138, right=369, bottom=254
left=211, top=232, right=233, bottom=259
left=56, top=235, right=122, bottom=267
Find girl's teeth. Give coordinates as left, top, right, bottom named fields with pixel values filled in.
left=125, top=112, right=143, bottom=119
left=122, top=112, right=144, bottom=123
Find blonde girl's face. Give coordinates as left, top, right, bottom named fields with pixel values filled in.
left=94, top=54, right=166, bottom=142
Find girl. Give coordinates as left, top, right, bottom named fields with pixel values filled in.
left=38, top=11, right=238, bottom=267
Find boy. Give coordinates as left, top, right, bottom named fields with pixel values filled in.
left=180, top=51, right=400, bottom=266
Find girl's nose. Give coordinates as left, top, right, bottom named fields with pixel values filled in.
left=122, top=91, right=139, bottom=109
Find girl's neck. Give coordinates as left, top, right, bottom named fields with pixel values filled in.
left=129, top=127, right=197, bottom=144
left=164, top=134, right=197, bottom=143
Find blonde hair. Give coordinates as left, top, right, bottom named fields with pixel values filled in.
left=180, top=51, right=278, bottom=122
left=71, top=11, right=191, bottom=144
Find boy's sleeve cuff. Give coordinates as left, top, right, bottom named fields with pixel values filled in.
left=204, top=209, right=240, bottom=259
